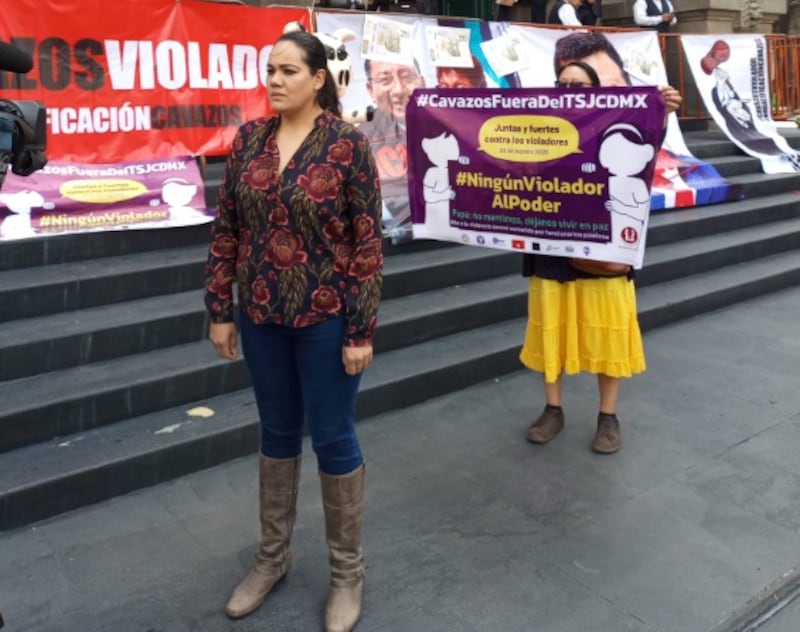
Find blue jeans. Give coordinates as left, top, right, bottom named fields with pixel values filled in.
left=239, top=312, right=364, bottom=475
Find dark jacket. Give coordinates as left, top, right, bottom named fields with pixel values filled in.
left=577, top=0, right=601, bottom=25
left=548, top=0, right=578, bottom=25
left=643, top=0, right=673, bottom=33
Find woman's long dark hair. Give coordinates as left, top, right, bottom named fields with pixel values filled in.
left=274, top=31, right=341, bottom=116
left=558, top=61, right=600, bottom=87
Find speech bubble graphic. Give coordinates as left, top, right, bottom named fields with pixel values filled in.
left=478, top=115, right=581, bottom=163
left=60, top=179, right=148, bottom=204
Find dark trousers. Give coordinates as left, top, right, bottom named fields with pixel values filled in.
left=240, top=312, right=364, bottom=475
left=495, top=2, right=513, bottom=20
left=531, top=0, right=547, bottom=22
left=416, top=0, right=439, bottom=14
left=577, top=3, right=598, bottom=24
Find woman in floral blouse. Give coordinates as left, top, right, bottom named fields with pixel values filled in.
left=204, top=30, right=383, bottom=632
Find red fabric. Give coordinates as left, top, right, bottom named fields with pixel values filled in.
left=0, top=1, right=311, bottom=162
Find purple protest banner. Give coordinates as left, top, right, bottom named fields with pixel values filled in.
left=0, top=156, right=211, bottom=241
left=407, top=86, right=666, bottom=267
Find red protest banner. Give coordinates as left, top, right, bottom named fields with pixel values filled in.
left=0, top=0, right=311, bottom=162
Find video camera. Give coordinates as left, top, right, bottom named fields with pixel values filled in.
left=0, top=40, right=47, bottom=189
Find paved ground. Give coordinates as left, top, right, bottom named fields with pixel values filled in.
left=3, top=286, right=800, bottom=632
left=758, top=596, right=800, bottom=632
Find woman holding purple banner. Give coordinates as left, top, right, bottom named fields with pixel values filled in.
left=521, top=35, right=681, bottom=454
left=204, top=30, right=383, bottom=632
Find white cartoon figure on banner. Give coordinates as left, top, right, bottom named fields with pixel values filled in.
left=0, top=189, right=43, bottom=239
left=162, top=178, right=207, bottom=224
left=420, top=132, right=460, bottom=234
left=598, top=123, right=654, bottom=241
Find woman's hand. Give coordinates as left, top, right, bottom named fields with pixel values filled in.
left=209, top=322, right=238, bottom=360
left=342, top=345, right=374, bottom=376
left=660, top=85, right=682, bottom=115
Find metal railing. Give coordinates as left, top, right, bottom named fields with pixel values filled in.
left=765, top=35, right=800, bottom=121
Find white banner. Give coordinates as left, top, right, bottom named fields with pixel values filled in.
left=681, top=34, right=800, bottom=174
left=314, top=11, right=741, bottom=246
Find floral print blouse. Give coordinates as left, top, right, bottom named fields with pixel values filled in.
left=204, top=110, right=384, bottom=346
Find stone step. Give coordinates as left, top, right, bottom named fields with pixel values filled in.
left=1, top=188, right=795, bottom=381
left=686, top=138, right=751, bottom=160
left=647, top=191, right=800, bottom=247
left=2, top=126, right=800, bottom=533
left=687, top=128, right=800, bottom=142
left=0, top=315, right=526, bottom=531
left=0, top=240, right=514, bottom=323
left=637, top=249, right=800, bottom=331
left=639, top=214, right=800, bottom=286
left=5, top=246, right=800, bottom=531
left=0, top=289, right=207, bottom=382
left=3, top=209, right=799, bottom=450
left=684, top=128, right=800, bottom=160
left=703, top=154, right=764, bottom=178
left=0, top=223, right=211, bottom=272
left=728, top=171, right=800, bottom=199
left=0, top=244, right=206, bottom=323
left=0, top=273, right=527, bottom=382
left=0, top=340, right=249, bottom=454
left=3, top=169, right=798, bottom=325
left=0, top=270, right=530, bottom=452
left=2, top=190, right=798, bottom=380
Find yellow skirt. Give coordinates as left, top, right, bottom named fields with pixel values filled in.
left=519, top=276, right=646, bottom=384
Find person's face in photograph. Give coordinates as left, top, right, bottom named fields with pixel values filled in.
left=436, top=67, right=486, bottom=89
left=577, top=50, right=628, bottom=87
left=367, top=60, right=424, bottom=121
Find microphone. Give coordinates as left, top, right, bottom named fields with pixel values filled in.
left=0, top=41, right=33, bottom=73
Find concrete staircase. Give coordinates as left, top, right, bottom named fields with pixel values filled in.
left=2, top=128, right=800, bottom=531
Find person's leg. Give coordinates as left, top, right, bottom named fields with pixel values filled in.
left=593, top=374, right=622, bottom=454
left=225, top=314, right=304, bottom=619
left=241, top=315, right=304, bottom=460
left=544, top=375, right=562, bottom=407
left=294, top=316, right=365, bottom=632
left=521, top=275, right=568, bottom=445
left=598, top=373, right=621, bottom=414
left=295, top=316, right=363, bottom=476
left=527, top=375, right=565, bottom=444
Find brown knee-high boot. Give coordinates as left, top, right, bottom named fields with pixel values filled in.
left=225, top=455, right=301, bottom=619
left=320, top=463, right=366, bottom=632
